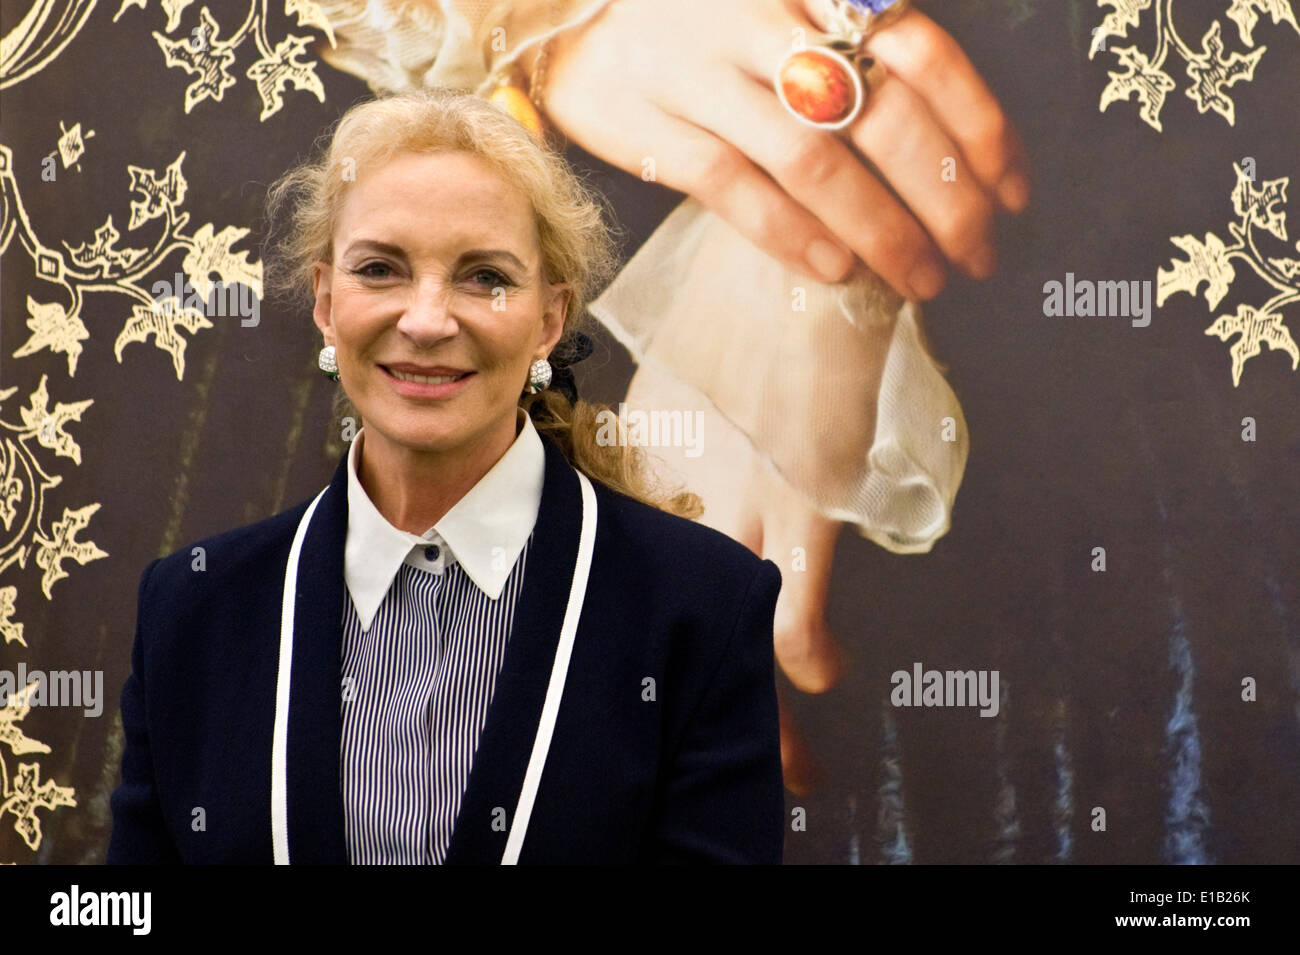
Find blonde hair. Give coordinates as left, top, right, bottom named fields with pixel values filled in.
left=264, top=88, right=701, bottom=519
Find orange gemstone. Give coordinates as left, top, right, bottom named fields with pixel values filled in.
left=778, top=50, right=857, bottom=125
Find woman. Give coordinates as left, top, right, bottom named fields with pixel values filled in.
left=106, top=88, right=785, bottom=864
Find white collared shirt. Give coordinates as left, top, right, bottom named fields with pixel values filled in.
left=338, top=407, right=545, bottom=864
left=344, top=408, right=545, bottom=632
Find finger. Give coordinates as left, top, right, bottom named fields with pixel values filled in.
left=753, top=457, right=847, bottom=694
left=848, top=72, right=999, bottom=279
left=778, top=689, right=824, bottom=796
left=863, top=8, right=1031, bottom=211
left=655, top=63, right=948, bottom=300
left=731, top=5, right=1030, bottom=214
left=553, top=94, right=858, bottom=285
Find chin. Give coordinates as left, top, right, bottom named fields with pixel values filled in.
left=380, top=405, right=489, bottom=450
left=391, top=421, right=471, bottom=453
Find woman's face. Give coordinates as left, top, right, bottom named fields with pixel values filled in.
left=312, top=149, right=568, bottom=457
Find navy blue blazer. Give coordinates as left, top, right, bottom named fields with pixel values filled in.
left=107, top=431, right=785, bottom=864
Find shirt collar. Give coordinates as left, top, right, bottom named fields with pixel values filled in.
left=344, top=408, right=544, bottom=631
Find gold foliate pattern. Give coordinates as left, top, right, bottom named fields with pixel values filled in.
left=1, top=131, right=263, bottom=853
left=1091, top=0, right=1298, bottom=131
left=114, top=0, right=336, bottom=120
left=1158, top=163, right=1300, bottom=385
left=1, top=682, right=78, bottom=858
left=0, top=379, right=102, bottom=589
left=3, top=0, right=316, bottom=863
left=3, top=145, right=263, bottom=379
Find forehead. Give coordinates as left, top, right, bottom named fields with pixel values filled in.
left=334, top=150, right=538, bottom=255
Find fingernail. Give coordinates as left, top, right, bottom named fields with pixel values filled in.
left=907, top=260, right=946, bottom=300
left=807, top=239, right=854, bottom=283
left=998, top=168, right=1030, bottom=211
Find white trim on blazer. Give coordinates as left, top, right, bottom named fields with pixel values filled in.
left=271, top=466, right=598, bottom=865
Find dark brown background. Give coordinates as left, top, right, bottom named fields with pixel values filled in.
left=2, top=0, right=1298, bottom=863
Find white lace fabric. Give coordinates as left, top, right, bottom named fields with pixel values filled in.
left=589, top=199, right=968, bottom=554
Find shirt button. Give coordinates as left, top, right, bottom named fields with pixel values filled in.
left=424, top=544, right=440, bottom=562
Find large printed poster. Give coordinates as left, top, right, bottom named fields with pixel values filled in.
left=1, top=0, right=1298, bottom=871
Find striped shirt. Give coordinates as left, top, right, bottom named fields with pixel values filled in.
left=337, top=411, right=546, bottom=864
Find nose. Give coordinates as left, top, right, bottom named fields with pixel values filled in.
left=396, top=276, right=460, bottom=344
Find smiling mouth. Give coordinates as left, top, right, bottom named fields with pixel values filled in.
left=381, top=366, right=473, bottom=385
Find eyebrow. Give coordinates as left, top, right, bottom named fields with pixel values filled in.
left=341, top=239, right=528, bottom=272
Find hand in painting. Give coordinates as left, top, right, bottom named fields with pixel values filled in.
left=536, top=0, right=1030, bottom=300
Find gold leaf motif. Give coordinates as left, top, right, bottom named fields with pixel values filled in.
left=61, top=216, right=148, bottom=277
left=285, top=0, right=337, bottom=47
left=12, top=298, right=89, bottom=378
left=0, top=588, right=24, bottom=647
left=1099, top=45, right=1177, bottom=133
left=2, top=763, right=77, bottom=852
left=1231, top=165, right=1289, bottom=242
left=0, top=431, right=21, bottom=539
left=0, top=684, right=51, bottom=757
left=1226, top=0, right=1300, bottom=46
left=1093, top=0, right=1292, bottom=131
left=245, top=34, right=326, bottom=122
left=152, top=7, right=238, bottom=113
left=1157, top=233, right=1236, bottom=309
left=18, top=377, right=93, bottom=466
left=1159, top=164, right=1300, bottom=386
left=1182, top=20, right=1266, bottom=126
left=1, top=683, right=77, bottom=853
left=114, top=297, right=214, bottom=380
left=183, top=222, right=264, bottom=299
left=1206, top=304, right=1300, bottom=387
left=127, top=152, right=188, bottom=230
left=124, top=0, right=332, bottom=121
left=33, top=504, right=109, bottom=599
left=1090, top=0, right=1152, bottom=57
left=161, top=0, right=196, bottom=33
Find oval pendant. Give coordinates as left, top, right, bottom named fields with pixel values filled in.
left=775, top=47, right=865, bottom=131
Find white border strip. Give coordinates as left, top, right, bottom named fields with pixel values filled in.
left=272, top=487, right=329, bottom=865
left=502, top=469, right=598, bottom=864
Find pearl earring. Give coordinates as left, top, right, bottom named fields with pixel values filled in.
left=318, top=345, right=340, bottom=381
left=525, top=357, right=552, bottom=394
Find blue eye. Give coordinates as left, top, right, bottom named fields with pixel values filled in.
left=470, top=267, right=510, bottom=288
left=352, top=262, right=392, bottom=279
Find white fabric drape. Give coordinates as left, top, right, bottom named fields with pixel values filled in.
left=589, top=199, right=968, bottom=554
